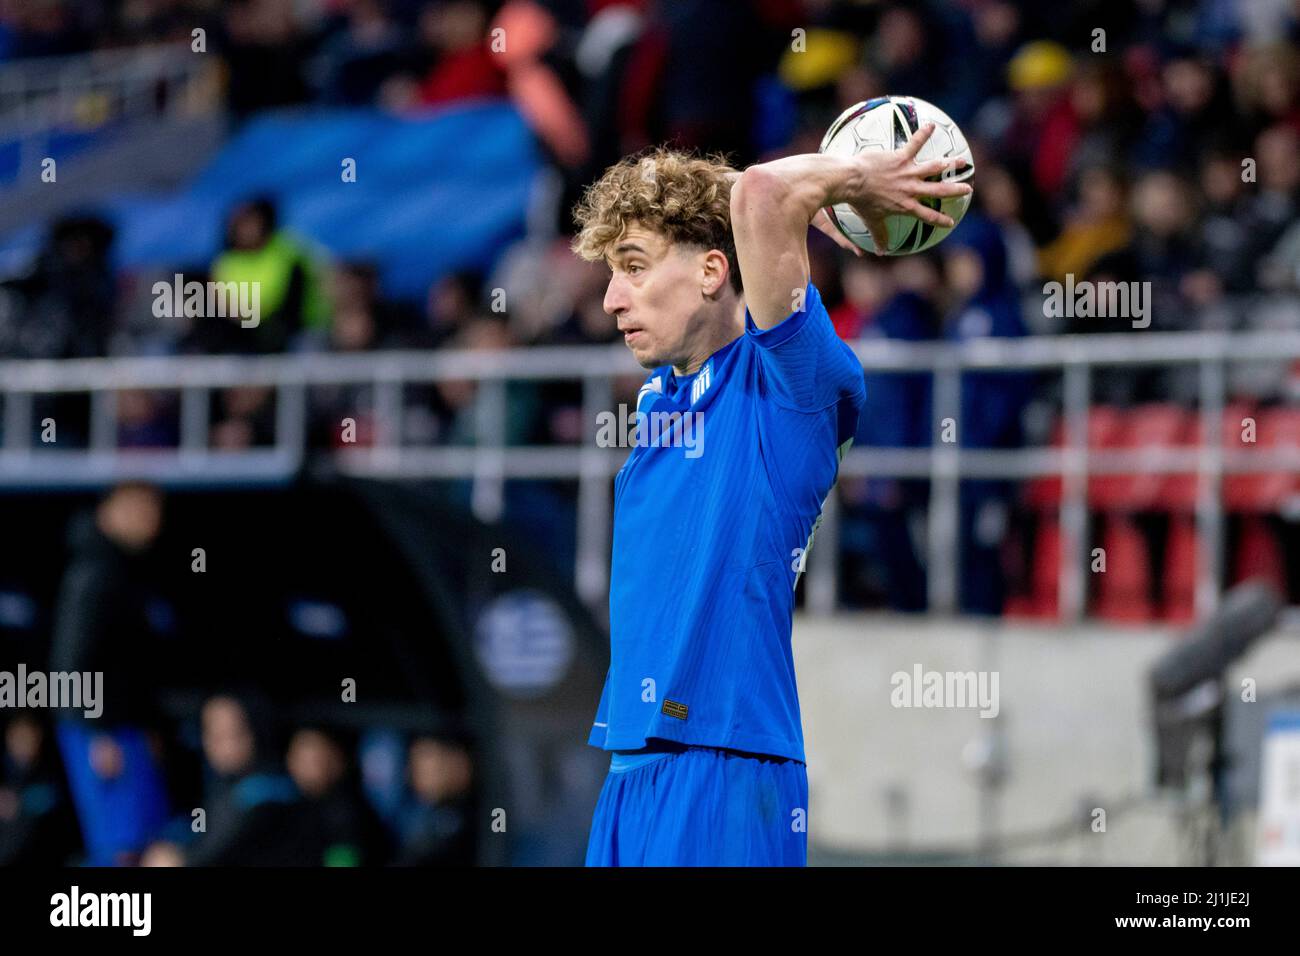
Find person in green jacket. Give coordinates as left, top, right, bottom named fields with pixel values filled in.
left=210, top=196, right=330, bottom=352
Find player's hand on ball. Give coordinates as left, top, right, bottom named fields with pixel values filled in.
left=847, top=122, right=973, bottom=254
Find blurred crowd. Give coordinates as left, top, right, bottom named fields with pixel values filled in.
left=0, top=483, right=478, bottom=868
left=0, top=0, right=1298, bottom=612
left=2, top=702, right=479, bottom=866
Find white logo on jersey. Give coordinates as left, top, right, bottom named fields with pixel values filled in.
left=691, top=362, right=712, bottom=406
left=636, top=375, right=663, bottom=414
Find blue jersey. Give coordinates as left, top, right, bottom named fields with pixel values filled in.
left=589, top=281, right=866, bottom=762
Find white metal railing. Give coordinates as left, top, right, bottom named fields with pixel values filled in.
left=3, top=328, right=1300, bottom=619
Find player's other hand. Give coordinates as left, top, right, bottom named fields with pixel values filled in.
left=811, top=207, right=864, bottom=257
left=846, top=122, right=973, bottom=254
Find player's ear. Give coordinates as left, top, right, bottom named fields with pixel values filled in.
left=700, top=249, right=728, bottom=299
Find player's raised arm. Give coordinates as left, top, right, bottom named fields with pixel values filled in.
left=729, top=123, right=972, bottom=330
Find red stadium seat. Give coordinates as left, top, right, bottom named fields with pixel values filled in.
left=1002, top=595, right=1041, bottom=618
left=1231, top=515, right=1287, bottom=594
left=1162, top=514, right=1198, bottom=624
left=1223, top=405, right=1300, bottom=512
left=1121, top=403, right=1195, bottom=512
left=1060, top=403, right=1195, bottom=512
left=1092, top=514, right=1153, bottom=622
left=1025, top=406, right=1124, bottom=510
left=1220, top=400, right=1260, bottom=511
left=1154, top=406, right=1199, bottom=512
left=1085, top=405, right=1133, bottom=510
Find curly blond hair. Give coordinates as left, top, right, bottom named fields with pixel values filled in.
left=570, top=147, right=743, bottom=294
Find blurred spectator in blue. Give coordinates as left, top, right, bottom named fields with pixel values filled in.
left=972, top=162, right=1042, bottom=292
left=845, top=259, right=940, bottom=450
left=943, top=216, right=1033, bottom=615
left=947, top=217, right=1032, bottom=444
left=49, top=483, right=173, bottom=865
left=838, top=256, right=940, bottom=612
left=358, top=728, right=407, bottom=827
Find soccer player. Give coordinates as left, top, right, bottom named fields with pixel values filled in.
left=571, top=125, right=971, bottom=866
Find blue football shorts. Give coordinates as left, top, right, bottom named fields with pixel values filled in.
left=585, top=742, right=808, bottom=866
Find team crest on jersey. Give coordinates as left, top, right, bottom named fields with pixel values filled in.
left=690, top=361, right=713, bottom=406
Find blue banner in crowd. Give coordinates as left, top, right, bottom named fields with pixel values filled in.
left=3, top=101, right=542, bottom=303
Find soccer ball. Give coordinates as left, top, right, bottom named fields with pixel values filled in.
left=818, top=95, right=974, bottom=256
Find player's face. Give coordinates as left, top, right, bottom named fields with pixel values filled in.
left=603, top=222, right=710, bottom=369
